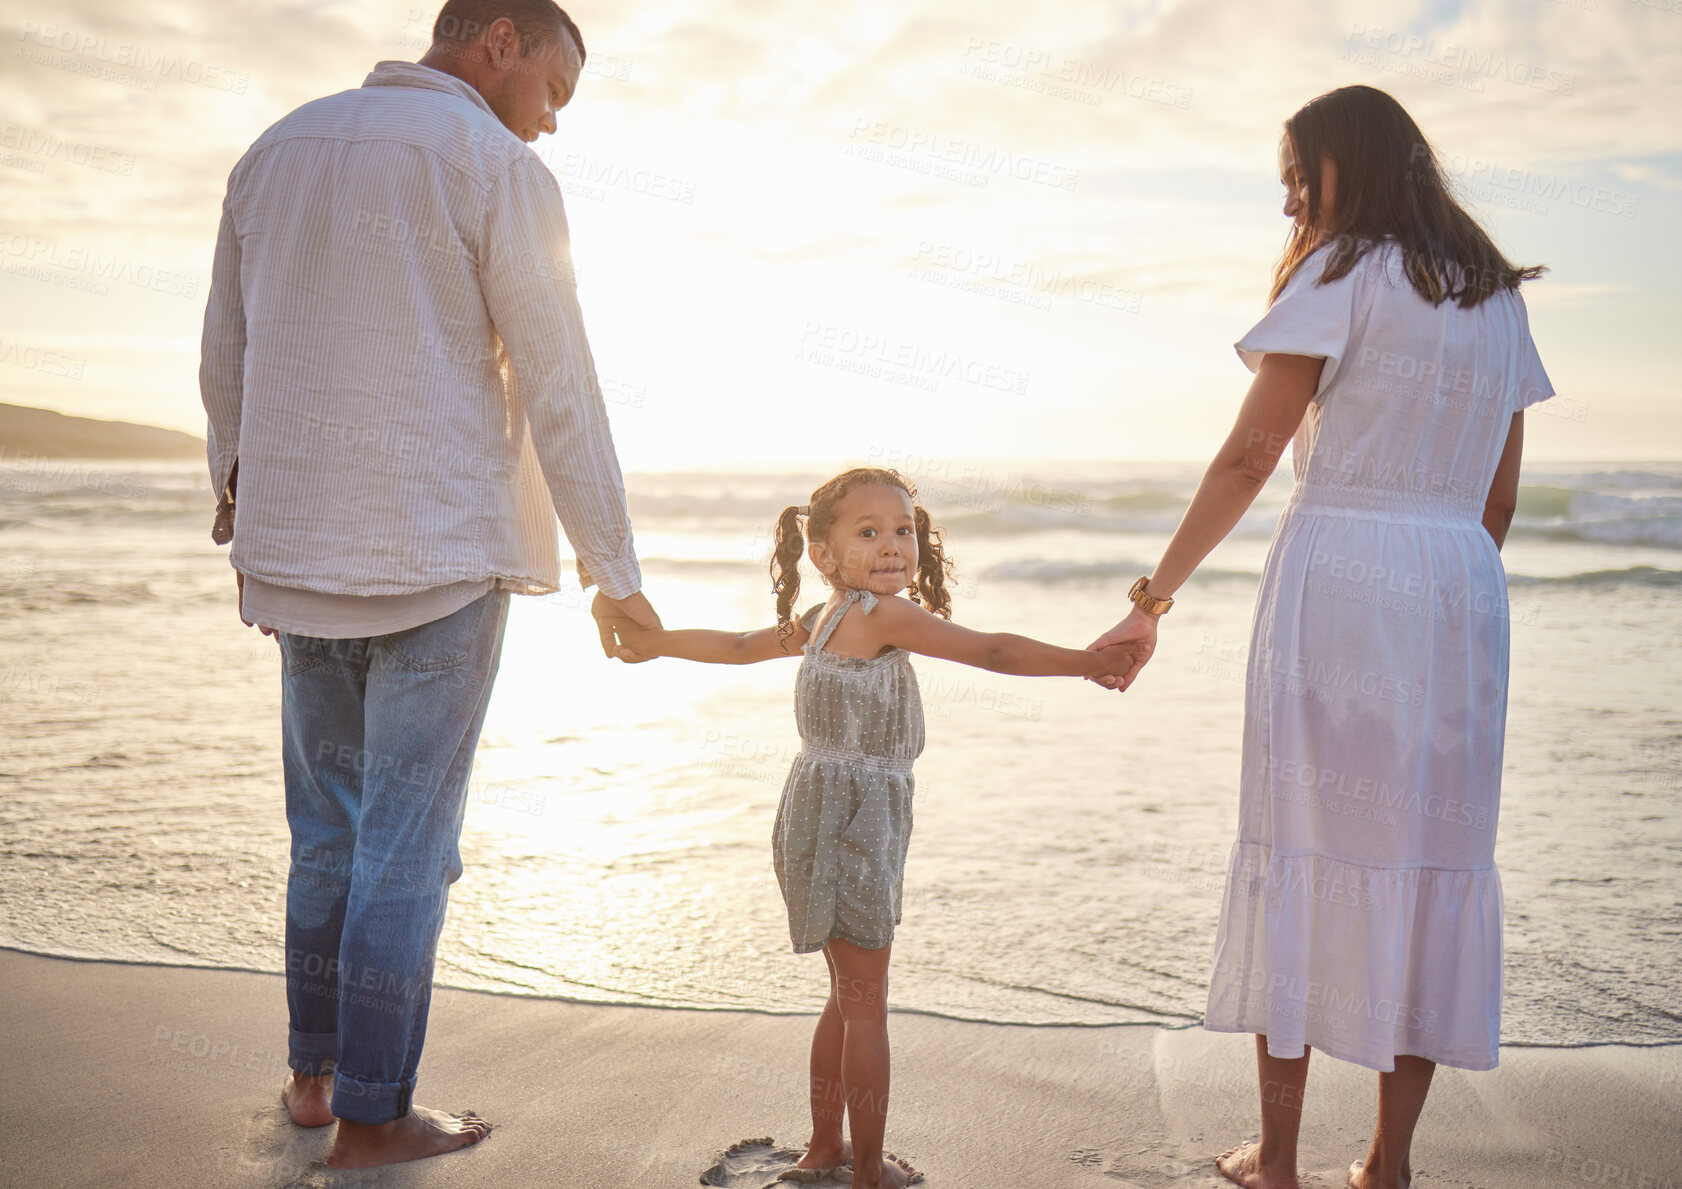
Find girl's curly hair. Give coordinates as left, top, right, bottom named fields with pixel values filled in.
left=771, top=467, right=955, bottom=639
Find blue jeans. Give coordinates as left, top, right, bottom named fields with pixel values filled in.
left=276, top=590, right=509, bottom=1124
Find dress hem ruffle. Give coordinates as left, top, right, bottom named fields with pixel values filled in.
left=1206, top=840, right=1503, bottom=1074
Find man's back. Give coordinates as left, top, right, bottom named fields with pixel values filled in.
left=201, top=61, right=638, bottom=601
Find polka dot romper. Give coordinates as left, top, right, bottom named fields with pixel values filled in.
left=773, top=588, right=925, bottom=953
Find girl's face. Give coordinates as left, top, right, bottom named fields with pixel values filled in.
left=1279, top=136, right=1337, bottom=232
left=809, top=484, right=919, bottom=598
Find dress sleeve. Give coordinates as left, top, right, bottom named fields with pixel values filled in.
left=799, top=604, right=824, bottom=633
left=1234, top=245, right=1359, bottom=398
left=1509, top=289, right=1554, bottom=411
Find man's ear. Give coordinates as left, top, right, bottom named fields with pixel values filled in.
left=485, top=16, right=519, bottom=65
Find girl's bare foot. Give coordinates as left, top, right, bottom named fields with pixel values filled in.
left=326, top=1105, right=491, bottom=1169
left=280, top=1071, right=333, bottom=1128
left=853, top=1153, right=922, bottom=1188
left=1216, top=1141, right=1299, bottom=1189
left=1348, top=1158, right=1410, bottom=1189
left=789, top=1137, right=851, bottom=1173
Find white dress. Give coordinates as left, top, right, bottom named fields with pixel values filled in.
left=1204, top=241, right=1553, bottom=1072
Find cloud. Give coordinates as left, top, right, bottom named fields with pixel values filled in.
left=1, top=0, right=1678, bottom=457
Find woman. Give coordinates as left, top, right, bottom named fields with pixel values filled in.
left=1090, top=85, right=1551, bottom=1189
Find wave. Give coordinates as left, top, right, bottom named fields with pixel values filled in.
left=1507, top=566, right=1682, bottom=590
left=9, top=459, right=1682, bottom=544
left=1512, top=476, right=1682, bottom=543
left=979, top=559, right=1682, bottom=590
left=977, top=559, right=1260, bottom=584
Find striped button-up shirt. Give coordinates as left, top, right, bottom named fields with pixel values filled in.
left=199, top=60, right=641, bottom=601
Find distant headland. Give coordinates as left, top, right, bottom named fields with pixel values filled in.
left=0, top=403, right=204, bottom=460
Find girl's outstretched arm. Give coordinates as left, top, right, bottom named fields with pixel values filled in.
left=869, top=597, right=1143, bottom=681
left=605, top=618, right=810, bottom=665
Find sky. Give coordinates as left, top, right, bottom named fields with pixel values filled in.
left=1, top=0, right=1678, bottom=469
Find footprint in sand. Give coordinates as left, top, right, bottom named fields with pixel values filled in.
left=700, top=1136, right=923, bottom=1186
left=211, top=1105, right=333, bottom=1188
left=1068, top=1140, right=1208, bottom=1185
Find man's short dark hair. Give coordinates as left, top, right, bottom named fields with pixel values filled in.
left=432, top=0, right=586, bottom=64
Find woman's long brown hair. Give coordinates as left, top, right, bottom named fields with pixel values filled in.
left=1272, top=84, right=1544, bottom=308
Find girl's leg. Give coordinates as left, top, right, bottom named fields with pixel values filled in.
left=827, top=938, right=918, bottom=1189
left=795, top=947, right=848, bottom=1170
left=1349, top=1056, right=1435, bottom=1189
left=1216, top=1034, right=1309, bottom=1189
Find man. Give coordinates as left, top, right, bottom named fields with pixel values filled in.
left=199, top=0, right=657, bottom=1168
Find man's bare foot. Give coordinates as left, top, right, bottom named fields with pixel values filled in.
left=1348, top=1158, right=1410, bottom=1189
left=852, top=1153, right=922, bottom=1189
left=280, top=1071, right=334, bottom=1128
left=1216, top=1141, right=1299, bottom=1189
left=326, top=1105, right=491, bottom=1169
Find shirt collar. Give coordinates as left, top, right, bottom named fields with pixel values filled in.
left=361, top=60, right=500, bottom=123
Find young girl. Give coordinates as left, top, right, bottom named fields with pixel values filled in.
left=607, top=467, right=1143, bottom=1189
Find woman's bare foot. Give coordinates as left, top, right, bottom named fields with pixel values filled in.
left=280, top=1071, right=334, bottom=1128
left=326, top=1105, right=491, bottom=1169
left=1216, top=1141, right=1299, bottom=1189
left=852, top=1153, right=921, bottom=1188
left=1348, top=1158, right=1410, bottom=1189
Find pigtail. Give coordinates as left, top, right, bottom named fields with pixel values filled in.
left=910, top=504, right=955, bottom=619
left=770, top=504, right=806, bottom=639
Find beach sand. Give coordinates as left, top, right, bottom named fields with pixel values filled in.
left=2, top=948, right=1676, bottom=1188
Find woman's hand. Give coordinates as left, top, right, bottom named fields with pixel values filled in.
left=1085, top=607, right=1159, bottom=692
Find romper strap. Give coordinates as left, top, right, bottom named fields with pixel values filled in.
left=808, top=588, right=879, bottom=651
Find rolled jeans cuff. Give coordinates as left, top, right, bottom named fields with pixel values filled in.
left=288, top=1028, right=337, bottom=1077
left=330, top=1066, right=416, bottom=1125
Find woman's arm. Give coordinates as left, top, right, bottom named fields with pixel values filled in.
left=1482, top=412, right=1524, bottom=551
left=1144, top=352, right=1322, bottom=598
left=606, top=620, right=808, bottom=664
left=1086, top=352, right=1322, bottom=689
left=869, top=597, right=1145, bottom=681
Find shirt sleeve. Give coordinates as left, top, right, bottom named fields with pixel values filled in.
left=478, top=155, right=642, bottom=599
left=1509, top=289, right=1554, bottom=412
left=1234, top=245, right=1359, bottom=398
left=198, top=195, right=245, bottom=545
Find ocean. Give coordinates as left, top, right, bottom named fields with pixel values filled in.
left=1, top=456, right=1678, bottom=1050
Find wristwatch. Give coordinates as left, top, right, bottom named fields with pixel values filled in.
left=1128, top=576, right=1174, bottom=616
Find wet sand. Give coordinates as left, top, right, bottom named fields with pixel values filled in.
left=2, top=948, right=1677, bottom=1188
